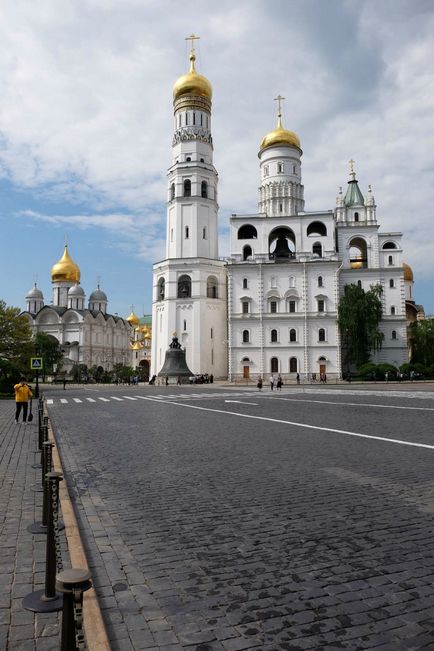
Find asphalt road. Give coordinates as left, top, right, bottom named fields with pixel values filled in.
left=46, top=383, right=434, bottom=650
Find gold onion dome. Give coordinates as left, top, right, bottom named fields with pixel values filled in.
left=350, top=255, right=364, bottom=270
left=260, top=114, right=300, bottom=152
left=126, top=311, right=139, bottom=326
left=173, top=50, right=212, bottom=101
left=403, top=262, right=414, bottom=282
left=51, top=245, right=81, bottom=283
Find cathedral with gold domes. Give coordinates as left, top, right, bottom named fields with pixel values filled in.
left=22, top=244, right=133, bottom=374
left=152, top=38, right=416, bottom=381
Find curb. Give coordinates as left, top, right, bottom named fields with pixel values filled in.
left=48, top=413, right=112, bottom=650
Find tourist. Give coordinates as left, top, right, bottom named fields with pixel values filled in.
left=14, top=377, right=33, bottom=425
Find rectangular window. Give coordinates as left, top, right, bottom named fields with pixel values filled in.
left=389, top=279, right=394, bottom=288
left=183, top=320, right=186, bottom=331
left=185, top=226, right=189, bottom=239
left=318, top=300, right=325, bottom=313
left=203, top=227, right=207, bottom=239
left=242, top=301, right=249, bottom=314
left=289, top=301, right=296, bottom=313
left=210, top=328, right=213, bottom=339
left=270, top=301, right=277, bottom=313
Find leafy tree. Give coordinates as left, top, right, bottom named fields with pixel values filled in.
left=33, top=332, right=64, bottom=378
left=338, top=283, right=384, bottom=369
left=410, top=319, right=434, bottom=367
left=0, top=299, right=33, bottom=362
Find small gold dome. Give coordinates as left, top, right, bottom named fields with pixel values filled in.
left=350, top=255, right=364, bottom=270
left=260, top=115, right=300, bottom=152
left=126, top=311, right=139, bottom=326
left=130, top=341, right=143, bottom=351
left=173, top=51, right=212, bottom=102
left=403, top=262, right=414, bottom=282
left=144, top=332, right=151, bottom=340
left=51, top=245, right=81, bottom=283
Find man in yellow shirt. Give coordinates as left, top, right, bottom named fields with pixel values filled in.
left=14, top=377, right=33, bottom=424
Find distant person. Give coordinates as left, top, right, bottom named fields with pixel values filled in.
left=62, top=377, right=66, bottom=390
left=165, top=376, right=169, bottom=386
left=296, top=373, right=300, bottom=385
left=14, top=377, right=33, bottom=425
left=276, top=374, right=283, bottom=390
left=257, top=376, right=263, bottom=391
left=209, top=374, right=214, bottom=384
left=269, top=375, right=274, bottom=391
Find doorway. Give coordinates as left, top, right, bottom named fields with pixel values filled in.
left=243, top=366, right=250, bottom=379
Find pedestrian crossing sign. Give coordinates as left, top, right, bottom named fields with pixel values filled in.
left=30, top=357, right=44, bottom=370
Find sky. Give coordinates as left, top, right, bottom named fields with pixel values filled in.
left=1, top=0, right=434, bottom=317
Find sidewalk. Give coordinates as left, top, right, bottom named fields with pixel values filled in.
left=0, top=398, right=69, bottom=651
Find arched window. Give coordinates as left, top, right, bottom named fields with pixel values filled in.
left=312, top=242, right=322, bottom=257
left=289, top=357, right=297, bottom=373
left=206, top=276, right=218, bottom=299
left=289, top=328, right=296, bottom=342
left=318, top=328, right=326, bottom=342
left=177, top=275, right=191, bottom=298
left=391, top=306, right=396, bottom=315
left=383, top=241, right=397, bottom=250
left=170, top=183, right=175, bottom=200
left=238, top=224, right=258, bottom=239
left=243, top=278, right=248, bottom=289
left=158, top=278, right=165, bottom=301
left=389, top=279, right=395, bottom=288
left=183, top=179, right=191, bottom=197
left=277, top=162, right=283, bottom=173
left=243, top=245, right=252, bottom=261
left=271, top=357, right=279, bottom=373
left=289, top=276, right=295, bottom=288
left=242, top=330, right=250, bottom=343
left=307, top=221, right=327, bottom=237
left=392, top=330, right=397, bottom=340
left=318, top=276, right=323, bottom=287
left=201, top=181, right=208, bottom=198
left=271, top=329, right=278, bottom=343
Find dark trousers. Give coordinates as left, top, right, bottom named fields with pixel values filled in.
left=15, top=402, right=28, bottom=422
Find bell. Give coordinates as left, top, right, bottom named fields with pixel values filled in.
left=158, top=335, right=193, bottom=378
left=274, top=234, right=291, bottom=258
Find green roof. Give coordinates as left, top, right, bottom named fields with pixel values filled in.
left=138, top=315, right=152, bottom=326
left=344, top=179, right=364, bottom=207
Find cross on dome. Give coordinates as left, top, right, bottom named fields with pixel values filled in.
left=349, top=158, right=356, bottom=180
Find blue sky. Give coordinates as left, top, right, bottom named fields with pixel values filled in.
left=1, top=0, right=434, bottom=317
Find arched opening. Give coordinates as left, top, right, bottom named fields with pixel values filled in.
left=158, top=278, right=165, bottom=301
left=271, top=329, right=278, bottom=343
left=318, top=328, right=326, bottom=342
left=318, top=276, right=323, bottom=287
left=183, top=179, right=191, bottom=197
left=383, top=241, right=397, bottom=250
left=242, top=330, right=250, bottom=343
left=243, top=245, right=252, bottom=261
left=289, top=328, right=296, bottom=342
left=349, top=237, right=368, bottom=269
left=289, top=357, right=297, bottom=373
left=201, top=181, right=208, bottom=198
left=206, top=276, right=218, bottom=299
left=177, top=275, right=191, bottom=298
left=243, top=278, right=248, bottom=289
left=307, top=221, right=327, bottom=237
left=238, top=224, right=258, bottom=239
left=312, top=242, right=322, bottom=257
left=392, top=330, right=397, bottom=340
left=271, top=357, right=279, bottom=373
left=269, top=227, right=296, bottom=260
left=170, top=183, right=175, bottom=200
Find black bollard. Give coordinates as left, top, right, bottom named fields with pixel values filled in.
left=27, top=441, right=54, bottom=534
left=23, top=472, right=64, bottom=612
left=38, top=406, right=44, bottom=450
left=56, top=568, right=92, bottom=651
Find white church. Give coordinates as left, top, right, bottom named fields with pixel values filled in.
left=152, top=40, right=412, bottom=381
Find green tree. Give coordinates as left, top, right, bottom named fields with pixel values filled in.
left=33, top=332, right=64, bottom=377
left=410, top=319, right=434, bottom=367
left=338, top=283, right=384, bottom=369
left=0, top=299, right=33, bottom=362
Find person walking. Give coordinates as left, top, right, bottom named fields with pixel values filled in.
left=276, top=374, right=282, bottom=390
left=296, top=373, right=300, bottom=385
left=14, top=377, right=33, bottom=425
left=269, top=375, right=274, bottom=391
left=257, top=376, right=263, bottom=391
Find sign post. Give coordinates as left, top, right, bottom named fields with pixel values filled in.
left=30, top=357, right=44, bottom=398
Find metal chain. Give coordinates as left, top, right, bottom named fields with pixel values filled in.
left=73, top=587, right=88, bottom=650
left=51, top=479, right=64, bottom=573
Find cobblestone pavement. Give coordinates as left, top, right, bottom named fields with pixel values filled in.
left=48, top=384, right=434, bottom=650
left=0, top=398, right=70, bottom=651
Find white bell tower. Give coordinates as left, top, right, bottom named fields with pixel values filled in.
left=151, top=36, right=227, bottom=378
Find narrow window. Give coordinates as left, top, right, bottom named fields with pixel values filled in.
left=271, top=329, right=278, bottom=343
left=319, top=328, right=326, bottom=342
left=183, top=320, right=186, bottom=331
left=289, top=300, right=296, bottom=313
left=201, top=181, right=208, bottom=198
left=243, top=278, right=248, bottom=289
left=193, top=112, right=196, bottom=125
left=170, top=228, right=174, bottom=242
left=318, top=299, right=325, bottom=313
left=318, top=276, right=323, bottom=288
left=354, top=212, right=359, bottom=222
left=171, top=183, right=175, bottom=200
left=242, top=301, right=249, bottom=314
left=185, top=112, right=189, bottom=125
left=210, top=328, right=213, bottom=339
left=290, top=328, right=296, bottom=342
left=200, top=113, right=203, bottom=126
left=242, top=330, right=250, bottom=343
left=392, top=330, right=397, bottom=340
left=391, top=306, right=396, bottom=315
left=243, top=245, right=252, bottom=261
left=389, top=279, right=394, bottom=288
left=203, top=227, right=207, bottom=239
left=184, top=179, right=191, bottom=197
left=270, top=301, right=277, bottom=314
left=158, top=278, right=165, bottom=300
left=211, top=349, right=214, bottom=365
left=277, top=163, right=283, bottom=173
left=185, top=226, right=189, bottom=239
left=293, top=164, right=296, bottom=174
left=388, top=255, right=393, bottom=265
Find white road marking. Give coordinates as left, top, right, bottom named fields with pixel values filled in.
left=46, top=399, right=54, bottom=404
left=110, top=396, right=124, bottom=401
left=60, top=399, right=68, bottom=404
left=122, top=396, right=137, bottom=401
left=73, top=398, right=82, bottom=403
left=272, top=396, right=434, bottom=412
left=139, top=396, right=434, bottom=451
left=225, top=400, right=258, bottom=405
left=98, top=397, right=110, bottom=402
left=86, top=398, right=96, bottom=402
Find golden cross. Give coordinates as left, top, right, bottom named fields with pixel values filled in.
left=185, top=33, right=200, bottom=54
left=274, top=94, right=285, bottom=117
